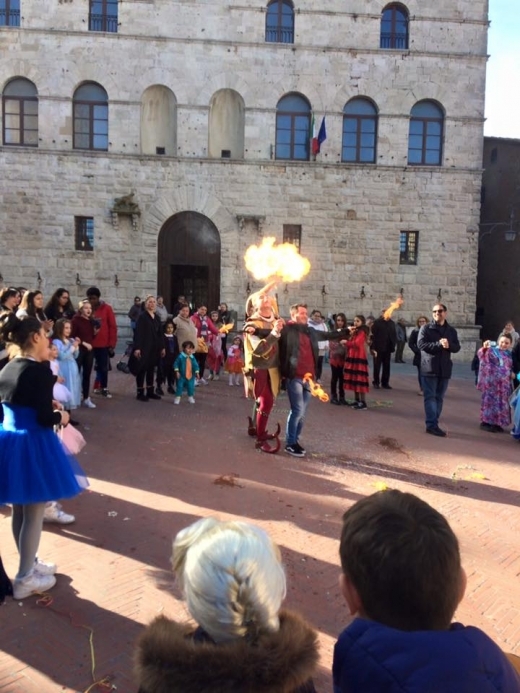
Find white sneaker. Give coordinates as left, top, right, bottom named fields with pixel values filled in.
left=188, top=396, right=195, bottom=404
left=214, top=375, right=220, bottom=381
left=83, top=398, right=96, bottom=409
left=200, top=378, right=208, bottom=386
left=43, top=502, right=75, bottom=525
left=13, top=570, right=57, bottom=600
left=34, top=558, right=57, bottom=575
left=207, top=374, right=214, bottom=381
left=195, top=380, right=200, bottom=387
left=174, top=397, right=180, bottom=405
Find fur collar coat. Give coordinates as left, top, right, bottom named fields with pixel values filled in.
left=135, top=609, right=319, bottom=693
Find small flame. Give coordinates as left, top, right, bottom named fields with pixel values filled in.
left=218, top=322, right=234, bottom=334
left=383, top=296, right=404, bottom=320
left=303, top=373, right=329, bottom=402
left=244, top=237, right=311, bottom=283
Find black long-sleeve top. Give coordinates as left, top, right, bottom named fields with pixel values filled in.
left=0, top=358, right=62, bottom=428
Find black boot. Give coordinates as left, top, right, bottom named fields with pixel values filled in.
left=136, top=388, right=149, bottom=402
left=330, top=396, right=340, bottom=405
left=147, top=387, right=161, bottom=400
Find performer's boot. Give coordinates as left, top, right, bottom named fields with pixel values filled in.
left=136, top=388, right=149, bottom=402
left=255, top=411, right=281, bottom=454
left=247, top=401, right=259, bottom=436
left=147, top=387, right=161, bottom=400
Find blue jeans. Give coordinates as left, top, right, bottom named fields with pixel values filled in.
left=286, top=378, right=311, bottom=446
left=421, top=376, right=449, bottom=429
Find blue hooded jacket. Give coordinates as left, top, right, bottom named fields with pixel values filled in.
left=333, top=618, right=520, bottom=693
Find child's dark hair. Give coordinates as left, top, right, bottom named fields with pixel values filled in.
left=340, top=490, right=462, bottom=631
left=182, top=340, right=195, bottom=350
left=53, top=317, right=71, bottom=342
left=164, top=319, right=176, bottom=332
left=0, top=312, right=42, bottom=357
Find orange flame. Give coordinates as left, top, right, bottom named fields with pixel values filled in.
left=218, top=322, right=234, bottom=334
left=244, top=237, right=311, bottom=283
left=383, top=296, right=404, bottom=320
left=303, top=372, right=329, bottom=402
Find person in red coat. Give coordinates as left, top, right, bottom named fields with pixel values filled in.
left=86, top=287, right=118, bottom=398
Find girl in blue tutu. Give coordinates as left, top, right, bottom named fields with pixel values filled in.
left=0, top=313, right=88, bottom=600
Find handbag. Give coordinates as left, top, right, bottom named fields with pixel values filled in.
left=196, top=337, right=209, bottom=354
left=59, top=424, right=87, bottom=455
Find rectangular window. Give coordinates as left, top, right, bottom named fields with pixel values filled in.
left=0, top=0, right=20, bottom=26
left=283, top=224, right=302, bottom=252
left=75, top=217, right=94, bottom=251
left=399, top=231, right=418, bottom=265
left=89, top=0, right=118, bottom=32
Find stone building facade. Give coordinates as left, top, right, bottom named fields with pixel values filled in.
left=0, top=0, right=488, bottom=356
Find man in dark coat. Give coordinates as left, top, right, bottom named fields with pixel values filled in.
left=417, top=303, right=460, bottom=437
left=370, top=311, right=397, bottom=389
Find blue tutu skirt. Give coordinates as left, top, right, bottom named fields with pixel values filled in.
left=0, top=404, right=89, bottom=505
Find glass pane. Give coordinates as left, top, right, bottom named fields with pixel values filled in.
left=4, top=99, right=20, bottom=115
left=75, top=103, right=90, bottom=118
left=5, top=114, right=20, bottom=128
left=360, top=148, right=375, bottom=162
left=24, top=100, right=38, bottom=115
left=344, top=99, right=376, bottom=116
left=360, top=133, right=375, bottom=147
left=425, top=149, right=441, bottom=165
left=427, top=120, right=441, bottom=135
left=426, top=135, right=440, bottom=149
left=75, top=118, right=90, bottom=134
left=343, top=118, right=357, bottom=134
left=93, top=119, right=108, bottom=135
left=24, top=130, right=38, bottom=145
left=293, top=128, right=308, bottom=145
left=276, top=129, right=291, bottom=144
left=4, top=129, right=20, bottom=144
left=91, top=1, right=104, bottom=12
left=411, top=101, right=442, bottom=118
left=75, top=83, right=108, bottom=101
left=276, top=143, right=291, bottom=159
left=293, top=143, right=308, bottom=160
left=93, top=134, right=108, bottom=149
left=409, top=120, right=423, bottom=135
left=408, top=149, right=422, bottom=164
left=4, top=79, right=36, bottom=97
left=294, top=115, right=309, bottom=130
left=342, top=147, right=356, bottom=162
left=409, top=134, right=423, bottom=149
left=343, top=133, right=357, bottom=148
left=277, top=94, right=309, bottom=112
left=75, top=134, right=90, bottom=149
left=24, top=115, right=38, bottom=130
left=360, top=118, right=376, bottom=133
left=276, top=114, right=291, bottom=129
left=94, top=104, right=108, bottom=119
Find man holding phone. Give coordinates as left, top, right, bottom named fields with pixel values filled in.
left=417, top=304, right=460, bottom=437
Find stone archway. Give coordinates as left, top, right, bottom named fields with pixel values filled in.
left=158, top=211, right=221, bottom=312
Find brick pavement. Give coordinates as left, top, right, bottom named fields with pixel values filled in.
left=1, top=363, right=520, bottom=692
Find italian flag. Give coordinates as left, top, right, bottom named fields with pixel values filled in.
left=310, top=114, right=327, bottom=155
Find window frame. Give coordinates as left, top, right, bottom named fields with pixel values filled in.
left=88, top=0, right=118, bottom=33
left=2, top=81, right=38, bottom=147
left=74, top=216, right=94, bottom=251
left=283, top=224, right=302, bottom=252
left=275, top=94, right=311, bottom=162
left=0, top=0, right=20, bottom=27
left=399, top=231, right=418, bottom=265
left=73, top=84, right=109, bottom=151
left=342, top=99, right=378, bottom=164
left=265, top=0, right=294, bottom=44
left=380, top=3, right=409, bottom=49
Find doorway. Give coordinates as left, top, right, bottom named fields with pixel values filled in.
left=157, top=211, right=221, bottom=312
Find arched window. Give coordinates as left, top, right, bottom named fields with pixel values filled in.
left=342, top=98, right=377, bottom=163
left=208, top=89, right=245, bottom=159
left=265, top=0, right=294, bottom=44
left=141, top=85, right=177, bottom=156
left=275, top=93, right=311, bottom=161
left=408, top=101, right=444, bottom=166
left=380, top=4, right=409, bottom=49
left=2, top=78, right=38, bottom=146
left=73, top=82, right=108, bottom=151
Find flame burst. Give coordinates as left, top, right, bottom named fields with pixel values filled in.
left=244, top=237, right=311, bottom=283
left=303, top=373, right=329, bottom=403
left=383, top=296, right=404, bottom=320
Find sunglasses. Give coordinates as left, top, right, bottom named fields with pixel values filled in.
left=433, top=309, right=444, bottom=314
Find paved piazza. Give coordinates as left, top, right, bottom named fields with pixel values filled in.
left=1, top=363, right=519, bottom=692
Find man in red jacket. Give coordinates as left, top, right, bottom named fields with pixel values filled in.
left=86, top=287, right=118, bottom=398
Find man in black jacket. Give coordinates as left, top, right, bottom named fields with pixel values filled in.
left=371, top=312, right=397, bottom=389
left=417, top=304, right=460, bottom=437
